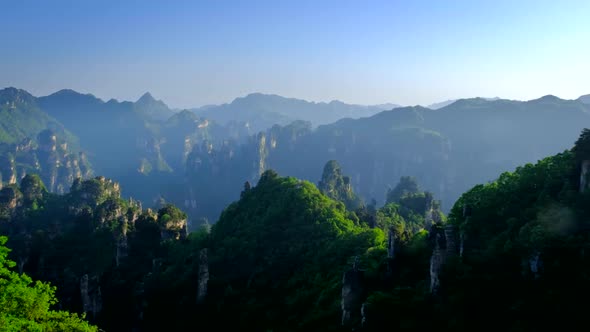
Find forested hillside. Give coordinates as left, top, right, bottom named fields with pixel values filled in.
left=0, top=236, right=96, bottom=331
left=0, top=174, right=189, bottom=331
left=183, top=96, right=590, bottom=224
left=0, top=88, right=91, bottom=194
left=4, top=1, right=589, bottom=331
left=0, top=158, right=443, bottom=331
left=3, top=87, right=590, bottom=230
left=2, top=129, right=590, bottom=331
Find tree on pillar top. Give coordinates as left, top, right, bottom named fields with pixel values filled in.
left=572, top=129, right=590, bottom=192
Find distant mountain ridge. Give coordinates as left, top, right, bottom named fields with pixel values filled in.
left=135, top=92, right=176, bottom=121
left=3, top=86, right=590, bottom=224
left=578, top=94, right=590, bottom=104
left=427, top=97, right=501, bottom=109
left=191, top=93, right=401, bottom=132
left=181, top=94, right=590, bottom=221
left=0, top=87, right=255, bottom=207
left=0, top=88, right=90, bottom=192
left=0, top=88, right=76, bottom=145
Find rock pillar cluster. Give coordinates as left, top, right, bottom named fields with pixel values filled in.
left=196, top=248, right=209, bottom=304
left=341, top=258, right=365, bottom=329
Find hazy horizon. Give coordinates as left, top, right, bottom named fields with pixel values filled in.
left=4, top=85, right=584, bottom=110
left=2, top=0, right=590, bottom=109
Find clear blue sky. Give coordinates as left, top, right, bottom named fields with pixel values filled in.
left=1, top=0, right=589, bottom=108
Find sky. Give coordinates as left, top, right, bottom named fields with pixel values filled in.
left=1, top=0, right=590, bottom=108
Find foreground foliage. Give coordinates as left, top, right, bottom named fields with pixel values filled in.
left=0, top=236, right=97, bottom=332
left=4, top=129, right=590, bottom=331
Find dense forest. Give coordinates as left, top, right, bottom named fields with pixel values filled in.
left=0, top=158, right=441, bottom=331
left=1, top=127, right=590, bottom=330
left=3, top=85, right=590, bottom=330
left=3, top=87, right=590, bottom=228
left=6, top=0, right=590, bottom=329
left=0, top=235, right=97, bottom=331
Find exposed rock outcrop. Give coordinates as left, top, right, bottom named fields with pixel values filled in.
left=155, top=202, right=189, bottom=240
left=115, top=234, right=128, bottom=267
left=430, top=223, right=459, bottom=294
left=387, top=227, right=395, bottom=259
left=386, top=227, right=396, bottom=278
left=341, top=258, right=365, bottom=329
left=429, top=231, right=445, bottom=294
left=196, top=248, right=209, bottom=304
left=318, top=160, right=362, bottom=210
left=444, top=224, right=458, bottom=258
left=69, top=176, right=121, bottom=212
left=1, top=130, right=91, bottom=194
left=0, top=155, right=17, bottom=185
left=80, top=274, right=103, bottom=320
left=580, top=160, right=590, bottom=192
left=522, top=251, right=543, bottom=279
left=0, top=186, right=23, bottom=219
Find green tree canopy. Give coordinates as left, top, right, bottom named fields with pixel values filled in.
left=0, top=236, right=97, bottom=331
left=318, top=160, right=363, bottom=210
left=386, top=176, right=420, bottom=204
left=572, top=128, right=590, bottom=164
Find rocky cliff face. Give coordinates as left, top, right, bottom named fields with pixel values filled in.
left=0, top=130, right=91, bottom=194
left=157, top=204, right=188, bottom=240
left=429, top=231, right=445, bottom=294
left=136, top=135, right=171, bottom=175
left=318, top=160, right=363, bottom=210
left=429, top=223, right=459, bottom=294
left=0, top=175, right=189, bottom=329
left=196, top=248, right=209, bottom=304
left=181, top=121, right=314, bottom=222
left=0, top=186, right=23, bottom=221
left=341, top=258, right=365, bottom=329
left=80, top=274, right=103, bottom=320
left=580, top=160, right=590, bottom=192
left=181, top=115, right=452, bottom=223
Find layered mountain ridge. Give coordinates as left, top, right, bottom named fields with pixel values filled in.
left=192, top=92, right=401, bottom=132
left=2, top=85, right=590, bottom=331
left=182, top=94, right=590, bottom=223
left=2, top=87, right=590, bottom=228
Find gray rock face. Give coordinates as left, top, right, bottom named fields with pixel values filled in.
left=385, top=227, right=396, bottom=279
left=0, top=155, right=17, bottom=185
left=17, top=255, right=28, bottom=274
left=116, top=234, right=128, bottom=267
left=430, top=232, right=445, bottom=294
left=160, top=219, right=188, bottom=241
left=459, top=232, right=465, bottom=258
left=80, top=274, right=102, bottom=319
left=10, top=130, right=93, bottom=194
left=196, top=248, right=209, bottom=304
left=444, top=224, right=458, bottom=258
left=387, top=228, right=395, bottom=259
left=580, top=160, right=590, bottom=192
left=341, top=259, right=365, bottom=328
left=528, top=251, right=543, bottom=279
left=38, top=131, right=57, bottom=153
left=360, top=302, right=368, bottom=328
left=0, top=186, right=22, bottom=213
left=430, top=224, right=461, bottom=294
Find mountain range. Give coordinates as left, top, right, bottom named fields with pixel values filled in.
left=426, top=97, right=501, bottom=109
left=191, top=93, right=401, bottom=132
left=578, top=94, right=590, bottom=104
left=3, top=129, right=590, bottom=331
left=3, top=86, right=590, bottom=331
left=2, top=86, right=590, bottom=226
left=180, top=94, right=590, bottom=222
